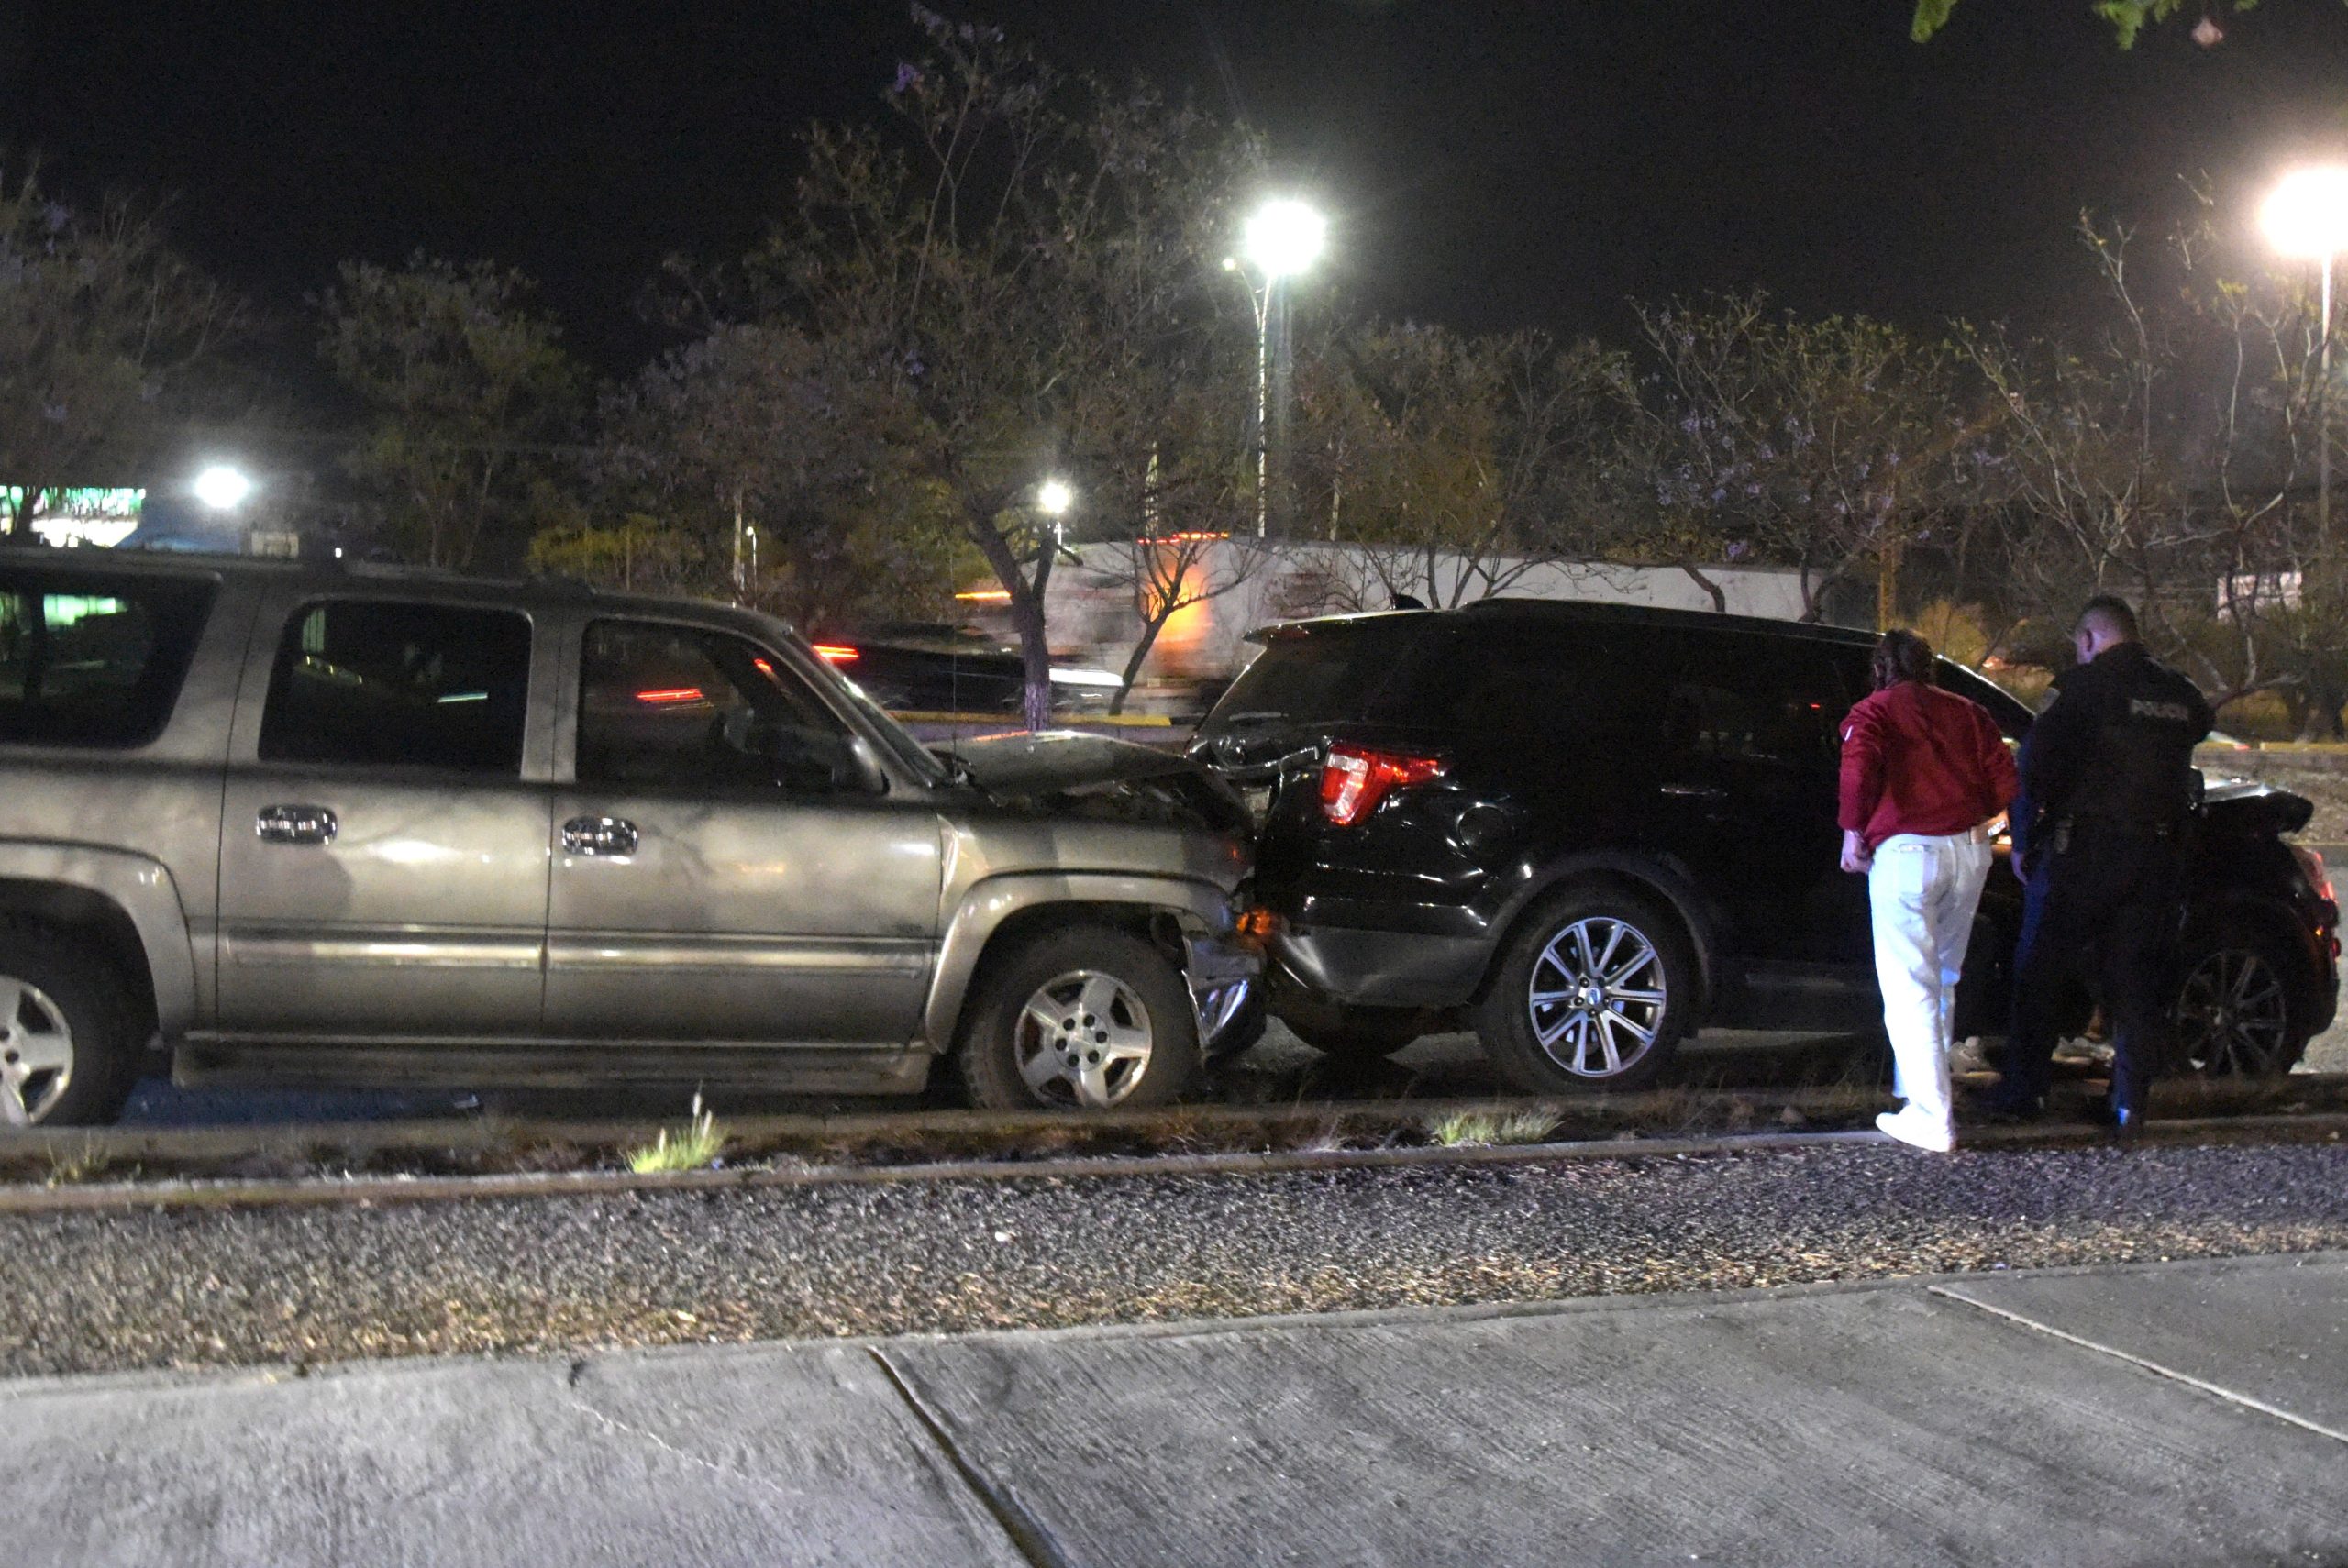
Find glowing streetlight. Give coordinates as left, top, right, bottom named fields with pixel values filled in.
left=193, top=464, right=253, bottom=511
left=1243, top=199, right=1327, bottom=280
left=2264, top=166, right=2348, bottom=545
left=1231, top=198, right=1328, bottom=537
left=1036, top=478, right=1074, bottom=517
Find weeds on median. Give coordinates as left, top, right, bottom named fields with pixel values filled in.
left=42, top=1137, right=113, bottom=1186
left=625, top=1094, right=726, bottom=1174
left=1425, top=1110, right=1558, bottom=1148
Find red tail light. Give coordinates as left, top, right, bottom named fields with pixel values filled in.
left=2291, top=843, right=2336, bottom=905
left=813, top=644, right=859, bottom=664
left=1320, top=743, right=1446, bottom=827
left=635, top=687, right=704, bottom=705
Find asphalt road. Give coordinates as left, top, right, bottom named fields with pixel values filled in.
left=114, top=1012, right=2348, bottom=1129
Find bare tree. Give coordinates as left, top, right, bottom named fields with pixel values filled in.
left=1293, top=322, right=1642, bottom=607
left=1638, top=292, right=1985, bottom=624
left=765, top=9, right=1259, bottom=727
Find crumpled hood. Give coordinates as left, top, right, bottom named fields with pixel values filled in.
left=947, top=731, right=1254, bottom=836
left=951, top=731, right=1204, bottom=790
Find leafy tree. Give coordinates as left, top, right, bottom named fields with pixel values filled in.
left=317, top=255, right=581, bottom=569
left=591, top=321, right=970, bottom=627
left=1911, top=0, right=2283, bottom=47
left=0, top=162, right=244, bottom=532
left=761, top=7, right=1260, bottom=726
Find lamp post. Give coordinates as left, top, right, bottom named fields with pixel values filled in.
left=2262, top=166, right=2348, bottom=550
left=1228, top=198, right=1326, bottom=538
left=1037, top=476, right=1074, bottom=555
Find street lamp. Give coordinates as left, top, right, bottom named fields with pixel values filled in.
left=1229, top=198, right=1327, bottom=537
left=2263, top=166, right=2348, bottom=547
left=1036, top=478, right=1074, bottom=518
left=192, top=464, right=253, bottom=512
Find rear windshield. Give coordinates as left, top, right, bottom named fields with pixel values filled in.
left=1208, top=621, right=1441, bottom=730
left=0, top=569, right=217, bottom=748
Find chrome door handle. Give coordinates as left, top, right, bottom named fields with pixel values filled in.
left=256, top=804, right=338, bottom=845
left=562, top=815, right=639, bottom=857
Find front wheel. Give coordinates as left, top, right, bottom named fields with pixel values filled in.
left=0, top=933, right=141, bottom=1127
left=2172, top=925, right=2309, bottom=1077
left=1475, top=888, right=1696, bottom=1095
left=958, top=925, right=1201, bottom=1110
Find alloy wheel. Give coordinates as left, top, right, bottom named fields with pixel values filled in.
left=2174, top=947, right=2291, bottom=1076
left=1526, top=917, right=1669, bottom=1080
left=0, top=975, right=76, bottom=1127
left=1013, top=970, right=1156, bottom=1109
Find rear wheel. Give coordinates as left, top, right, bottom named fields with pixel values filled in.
left=2172, top=924, right=2309, bottom=1077
left=0, top=933, right=141, bottom=1127
left=1476, top=887, right=1695, bottom=1094
left=958, top=926, right=1201, bottom=1110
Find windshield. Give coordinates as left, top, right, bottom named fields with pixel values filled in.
left=787, top=629, right=953, bottom=785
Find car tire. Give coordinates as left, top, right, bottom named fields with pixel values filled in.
left=2171, top=922, right=2310, bottom=1077
left=958, top=925, right=1201, bottom=1111
left=1475, top=886, right=1696, bottom=1095
left=0, top=931, right=142, bottom=1127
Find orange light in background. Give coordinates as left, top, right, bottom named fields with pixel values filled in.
left=752, top=656, right=776, bottom=678
left=636, top=687, right=704, bottom=705
left=812, top=645, right=860, bottom=664
left=955, top=589, right=1013, bottom=602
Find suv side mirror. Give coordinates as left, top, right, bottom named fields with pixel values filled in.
left=764, top=723, right=887, bottom=796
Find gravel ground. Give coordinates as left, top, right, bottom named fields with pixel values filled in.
left=7, top=1139, right=2345, bottom=1379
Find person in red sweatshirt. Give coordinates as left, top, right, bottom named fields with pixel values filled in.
left=1838, top=629, right=2020, bottom=1151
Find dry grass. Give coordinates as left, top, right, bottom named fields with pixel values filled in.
left=624, top=1095, right=726, bottom=1175
left=1425, top=1110, right=1559, bottom=1148
left=41, top=1137, right=113, bottom=1187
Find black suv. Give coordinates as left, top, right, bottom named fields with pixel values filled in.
left=1191, top=600, right=2340, bottom=1093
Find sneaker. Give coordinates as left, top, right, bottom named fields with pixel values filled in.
left=1876, top=1108, right=1955, bottom=1153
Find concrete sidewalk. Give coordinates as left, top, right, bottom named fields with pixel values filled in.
left=12, top=1253, right=2346, bottom=1567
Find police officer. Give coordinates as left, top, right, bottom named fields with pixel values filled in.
left=1990, top=596, right=2213, bottom=1133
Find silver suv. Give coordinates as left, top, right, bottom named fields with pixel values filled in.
left=0, top=549, right=1257, bottom=1125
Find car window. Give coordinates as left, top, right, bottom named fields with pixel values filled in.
left=1438, top=622, right=1668, bottom=740
left=1661, top=632, right=1851, bottom=768
left=0, top=570, right=217, bottom=749
left=578, top=620, right=870, bottom=794
left=1210, top=621, right=1445, bottom=729
left=259, top=599, right=531, bottom=775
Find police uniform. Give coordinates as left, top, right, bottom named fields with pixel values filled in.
left=1999, top=642, right=2214, bottom=1125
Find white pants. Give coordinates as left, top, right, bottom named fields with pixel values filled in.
left=1867, top=832, right=1992, bottom=1136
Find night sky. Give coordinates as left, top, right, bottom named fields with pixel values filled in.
left=8, top=1, right=2348, bottom=370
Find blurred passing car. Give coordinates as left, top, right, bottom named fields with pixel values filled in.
left=812, top=623, right=1122, bottom=716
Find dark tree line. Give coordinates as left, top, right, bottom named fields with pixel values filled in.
left=6, top=10, right=2346, bottom=733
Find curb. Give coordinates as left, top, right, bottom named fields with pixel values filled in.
left=4, top=1112, right=2342, bottom=1219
